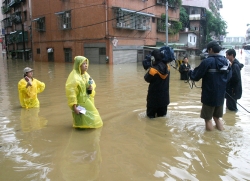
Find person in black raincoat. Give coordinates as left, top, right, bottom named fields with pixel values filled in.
left=225, top=49, right=243, bottom=111
left=179, top=57, right=191, bottom=80
left=144, top=49, right=170, bottom=118
left=188, top=41, right=232, bottom=131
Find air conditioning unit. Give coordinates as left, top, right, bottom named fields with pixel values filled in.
left=66, top=13, right=69, bottom=18
left=63, top=24, right=67, bottom=29
left=142, top=26, right=146, bottom=30
left=117, top=22, right=123, bottom=27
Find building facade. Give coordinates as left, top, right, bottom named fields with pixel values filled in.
left=181, top=0, right=223, bottom=52
left=1, top=0, right=31, bottom=60
left=179, top=5, right=207, bottom=52
left=30, top=0, right=180, bottom=63
left=182, top=0, right=222, bottom=17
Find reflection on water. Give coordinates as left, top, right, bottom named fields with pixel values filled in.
left=0, top=52, right=250, bottom=180
left=20, top=108, right=48, bottom=132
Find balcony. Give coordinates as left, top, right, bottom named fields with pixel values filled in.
left=1, top=5, right=10, bottom=14
left=6, top=31, right=28, bottom=44
left=8, top=0, right=25, bottom=7
left=2, top=17, right=13, bottom=28
left=113, top=7, right=154, bottom=31
left=10, top=12, right=22, bottom=24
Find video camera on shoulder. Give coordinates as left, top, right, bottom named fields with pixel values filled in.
left=142, top=46, right=175, bottom=70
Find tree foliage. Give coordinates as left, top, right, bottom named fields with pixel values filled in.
left=206, top=10, right=227, bottom=42
left=179, top=7, right=189, bottom=30
left=161, top=14, right=182, bottom=34
left=168, top=0, right=182, bottom=8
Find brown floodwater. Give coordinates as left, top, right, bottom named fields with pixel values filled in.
left=0, top=50, right=250, bottom=181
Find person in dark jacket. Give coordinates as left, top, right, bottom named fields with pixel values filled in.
left=225, top=49, right=243, bottom=111
left=179, top=57, right=191, bottom=80
left=188, top=41, right=232, bottom=131
left=144, top=49, right=170, bottom=118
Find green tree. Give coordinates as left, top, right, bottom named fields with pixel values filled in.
left=161, top=14, right=182, bottom=34
left=168, top=0, right=182, bottom=8
left=205, top=10, right=227, bottom=42
left=179, top=6, right=189, bottom=30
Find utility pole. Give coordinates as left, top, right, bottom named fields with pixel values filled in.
left=165, top=0, right=168, bottom=46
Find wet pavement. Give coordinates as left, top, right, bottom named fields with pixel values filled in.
left=0, top=50, right=250, bottom=181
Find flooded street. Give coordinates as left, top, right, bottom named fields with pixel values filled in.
left=0, top=50, right=250, bottom=181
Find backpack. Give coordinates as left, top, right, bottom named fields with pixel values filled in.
left=159, top=46, right=175, bottom=63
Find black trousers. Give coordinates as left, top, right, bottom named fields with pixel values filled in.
left=226, top=96, right=238, bottom=111
left=147, top=106, right=167, bottom=118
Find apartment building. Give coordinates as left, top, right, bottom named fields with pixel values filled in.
left=181, top=0, right=223, bottom=51
left=182, top=0, right=222, bottom=17
left=30, top=0, right=180, bottom=63
left=1, top=0, right=31, bottom=60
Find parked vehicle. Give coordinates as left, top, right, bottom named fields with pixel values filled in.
left=200, top=48, right=209, bottom=60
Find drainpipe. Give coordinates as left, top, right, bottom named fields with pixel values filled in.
left=22, top=23, right=26, bottom=61
left=105, top=0, right=108, bottom=37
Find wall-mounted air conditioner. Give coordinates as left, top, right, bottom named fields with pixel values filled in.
left=63, top=24, right=67, bottom=29
left=142, top=26, right=146, bottom=30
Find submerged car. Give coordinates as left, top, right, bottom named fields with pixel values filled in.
left=200, top=49, right=209, bottom=60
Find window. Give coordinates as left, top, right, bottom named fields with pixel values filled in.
left=64, top=48, right=72, bottom=62
left=99, top=48, right=106, bottom=55
left=55, top=11, right=71, bottom=30
left=114, top=8, right=153, bottom=31
left=23, top=11, right=27, bottom=21
left=34, top=17, right=46, bottom=32
left=136, top=15, right=151, bottom=30
left=37, top=48, right=40, bottom=54
left=152, top=17, right=155, bottom=23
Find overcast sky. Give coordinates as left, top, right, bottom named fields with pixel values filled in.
left=220, top=0, right=250, bottom=37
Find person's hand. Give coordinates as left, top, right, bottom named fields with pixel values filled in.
left=73, top=105, right=80, bottom=114
left=26, top=81, right=32, bottom=88
left=27, top=81, right=32, bottom=86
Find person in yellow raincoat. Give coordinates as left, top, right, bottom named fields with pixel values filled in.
left=65, top=56, right=103, bottom=128
left=18, top=67, right=45, bottom=108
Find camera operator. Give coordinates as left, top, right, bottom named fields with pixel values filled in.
left=144, top=49, right=170, bottom=118
left=188, top=41, right=232, bottom=131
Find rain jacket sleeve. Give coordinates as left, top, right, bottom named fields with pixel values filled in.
left=18, top=78, right=45, bottom=108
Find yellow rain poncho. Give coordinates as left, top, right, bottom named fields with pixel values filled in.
left=18, top=78, right=45, bottom=108
left=65, top=56, right=103, bottom=128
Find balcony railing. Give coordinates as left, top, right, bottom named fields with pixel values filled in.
left=6, top=31, right=28, bottom=44
left=2, top=18, right=13, bottom=28
left=10, top=12, right=22, bottom=24
left=8, top=0, right=25, bottom=7
left=1, top=5, right=10, bottom=14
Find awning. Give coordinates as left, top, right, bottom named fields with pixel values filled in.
left=55, top=11, right=66, bottom=15
left=120, top=8, right=155, bottom=17
left=55, top=10, right=70, bottom=15
left=47, top=48, right=53, bottom=53
left=32, top=17, right=44, bottom=21
left=13, top=49, right=31, bottom=52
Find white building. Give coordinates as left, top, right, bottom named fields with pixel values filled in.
left=224, top=37, right=245, bottom=43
